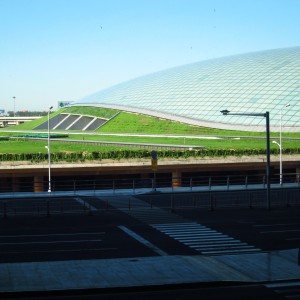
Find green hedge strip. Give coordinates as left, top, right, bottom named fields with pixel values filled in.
left=0, top=148, right=299, bottom=162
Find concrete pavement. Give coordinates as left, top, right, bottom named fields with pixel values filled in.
left=1, top=249, right=299, bottom=294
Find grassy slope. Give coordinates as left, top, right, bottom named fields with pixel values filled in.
left=97, top=111, right=228, bottom=135
left=0, top=107, right=299, bottom=154
left=2, top=106, right=118, bottom=131
left=92, top=109, right=300, bottom=138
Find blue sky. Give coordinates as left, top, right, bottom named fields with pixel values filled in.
left=1, top=0, right=299, bottom=111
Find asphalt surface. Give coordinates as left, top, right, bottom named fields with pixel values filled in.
left=1, top=194, right=300, bottom=299
left=1, top=196, right=300, bottom=263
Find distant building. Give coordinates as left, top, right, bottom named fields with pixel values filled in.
left=58, top=101, right=74, bottom=109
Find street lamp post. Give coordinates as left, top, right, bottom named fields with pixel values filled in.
left=278, top=103, right=290, bottom=185
left=46, top=106, right=53, bottom=192
left=220, top=110, right=271, bottom=210
left=12, top=96, right=16, bottom=117
left=272, top=141, right=282, bottom=184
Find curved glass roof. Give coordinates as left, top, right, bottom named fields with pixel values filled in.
left=75, top=47, right=300, bottom=132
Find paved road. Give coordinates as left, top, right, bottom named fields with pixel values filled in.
left=1, top=195, right=300, bottom=263
left=1, top=195, right=300, bottom=299
left=176, top=206, right=300, bottom=252
left=0, top=213, right=162, bottom=263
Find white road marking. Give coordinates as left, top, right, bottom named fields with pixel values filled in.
left=0, top=232, right=105, bottom=238
left=169, top=232, right=223, bottom=237
left=118, top=225, right=168, bottom=256
left=0, top=248, right=118, bottom=254
left=186, top=240, right=241, bottom=246
left=1, top=239, right=102, bottom=245
left=201, top=248, right=259, bottom=255
left=74, top=197, right=98, bottom=211
left=184, top=238, right=236, bottom=243
left=193, top=243, right=250, bottom=249
left=152, top=222, right=261, bottom=255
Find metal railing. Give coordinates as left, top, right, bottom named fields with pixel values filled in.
left=1, top=173, right=299, bottom=217
left=0, top=173, right=299, bottom=194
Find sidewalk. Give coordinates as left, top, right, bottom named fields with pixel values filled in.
left=1, top=249, right=299, bottom=294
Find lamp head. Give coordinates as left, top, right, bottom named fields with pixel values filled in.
left=220, top=109, right=230, bottom=115
left=49, top=106, right=53, bottom=110
left=285, top=103, right=290, bottom=108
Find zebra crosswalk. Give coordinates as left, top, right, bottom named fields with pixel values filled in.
left=102, top=196, right=261, bottom=256
left=152, top=223, right=261, bottom=255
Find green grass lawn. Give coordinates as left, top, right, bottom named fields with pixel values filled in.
left=1, top=106, right=299, bottom=158
left=0, top=140, right=137, bottom=154
left=5, top=106, right=300, bottom=138
left=66, top=133, right=299, bottom=149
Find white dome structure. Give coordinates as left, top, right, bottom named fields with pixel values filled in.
left=75, top=47, right=300, bottom=132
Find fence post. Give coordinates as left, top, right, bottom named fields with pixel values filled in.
left=286, top=190, right=290, bottom=207
left=83, top=198, right=86, bottom=214
left=209, top=177, right=212, bottom=191
left=113, top=180, right=115, bottom=195
left=88, top=203, right=93, bottom=216
left=60, top=198, right=63, bottom=213
left=210, top=193, right=213, bottom=211
left=227, top=176, right=230, bottom=190
left=170, top=195, right=174, bottom=213
left=3, top=202, right=7, bottom=219
left=190, top=178, right=193, bottom=191
left=133, top=179, right=135, bottom=194
left=263, top=175, right=266, bottom=188
left=245, top=176, right=248, bottom=189
left=46, top=200, right=50, bottom=217
left=73, top=180, right=76, bottom=195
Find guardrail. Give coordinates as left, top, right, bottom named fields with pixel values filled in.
left=0, top=173, right=299, bottom=217
left=0, top=173, right=299, bottom=194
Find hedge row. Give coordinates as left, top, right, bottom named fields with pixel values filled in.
left=0, top=148, right=300, bottom=162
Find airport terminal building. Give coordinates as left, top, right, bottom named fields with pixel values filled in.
left=75, top=47, right=300, bottom=132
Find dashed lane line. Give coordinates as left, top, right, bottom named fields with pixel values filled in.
left=0, top=248, right=118, bottom=254
left=0, top=232, right=105, bottom=238
left=1, top=239, right=102, bottom=245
